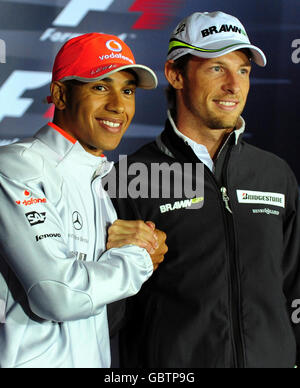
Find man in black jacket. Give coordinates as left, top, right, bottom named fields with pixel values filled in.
left=108, top=11, right=300, bottom=368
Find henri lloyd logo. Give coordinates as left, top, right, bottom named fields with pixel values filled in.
left=202, top=24, right=247, bottom=38
left=237, top=190, right=285, bottom=208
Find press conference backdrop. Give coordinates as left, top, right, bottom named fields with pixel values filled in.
left=0, top=0, right=299, bottom=182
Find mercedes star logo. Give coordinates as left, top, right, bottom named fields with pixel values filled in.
left=72, top=211, right=83, bottom=230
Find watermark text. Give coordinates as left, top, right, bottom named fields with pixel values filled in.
left=0, top=39, right=6, bottom=63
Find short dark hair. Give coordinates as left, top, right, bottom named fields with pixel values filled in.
left=62, top=79, right=84, bottom=103
left=165, top=54, right=192, bottom=114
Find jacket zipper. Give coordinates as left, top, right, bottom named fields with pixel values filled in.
left=219, top=147, right=245, bottom=368
left=159, top=128, right=245, bottom=367
left=221, top=187, right=233, bottom=214
left=206, top=153, right=245, bottom=368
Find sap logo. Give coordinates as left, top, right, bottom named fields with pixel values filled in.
left=0, top=39, right=6, bottom=63
left=0, top=70, right=51, bottom=122
left=26, top=211, right=46, bottom=226
left=292, top=39, right=300, bottom=64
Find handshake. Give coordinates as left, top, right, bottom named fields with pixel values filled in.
left=107, top=220, right=168, bottom=271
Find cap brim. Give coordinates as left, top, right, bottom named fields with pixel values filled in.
left=60, top=64, right=158, bottom=89
left=47, top=64, right=158, bottom=103
left=168, top=41, right=267, bottom=67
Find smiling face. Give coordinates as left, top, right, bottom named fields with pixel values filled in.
left=52, top=70, right=137, bottom=156
left=166, top=50, right=251, bottom=137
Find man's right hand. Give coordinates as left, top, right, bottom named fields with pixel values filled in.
left=107, top=220, right=159, bottom=254
left=107, top=220, right=167, bottom=271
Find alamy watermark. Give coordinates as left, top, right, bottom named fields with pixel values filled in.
left=0, top=39, right=6, bottom=63
left=292, top=39, right=300, bottom=64
left=291, top=299, right=300, bottom=324
left=102, top=156, right=205, bottom=210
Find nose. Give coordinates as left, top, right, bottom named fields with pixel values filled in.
left=105, top=91, right=125, bottom=114
left=222, top=71, right=241, bottom=95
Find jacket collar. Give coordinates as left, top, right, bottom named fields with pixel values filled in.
left=157, top=111, right=246, bottom=164
left=33, top=123, right=114, bottom=178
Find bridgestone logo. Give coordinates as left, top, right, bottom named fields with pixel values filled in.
left=236, top=190, right=285, bottom=208
left=36, top=233, right=61, bottom=242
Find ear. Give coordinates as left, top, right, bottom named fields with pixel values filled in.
left=165, top=60, right=184, bottom=90
left=50, top=81, right=68, bottom=110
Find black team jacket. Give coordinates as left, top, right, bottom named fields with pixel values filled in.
left=107, top=118, right=300, bottom=368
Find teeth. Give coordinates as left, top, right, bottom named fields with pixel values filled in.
left=102, top=120, right=121, bottom=128
left=218, top=101, right=236, bottom=106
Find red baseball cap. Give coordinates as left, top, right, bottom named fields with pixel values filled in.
left=47, top=33, right=158, bottom=103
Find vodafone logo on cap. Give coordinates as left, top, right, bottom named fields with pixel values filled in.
left=106, top=40, right=122, bottom=52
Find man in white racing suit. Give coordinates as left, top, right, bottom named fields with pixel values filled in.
left=0, top=33, right=167, bottom=368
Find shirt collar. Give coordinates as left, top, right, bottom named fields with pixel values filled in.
left=167, top=110, right=246, bottom=172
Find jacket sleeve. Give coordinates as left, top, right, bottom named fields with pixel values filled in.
left=107, top=195, right=143, bottom=337
left=281, top=167, right=300, bottom=365
left=0, top=171, right=153, bottom=323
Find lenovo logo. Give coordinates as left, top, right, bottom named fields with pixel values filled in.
left=35, top=233, right=61, bottom=242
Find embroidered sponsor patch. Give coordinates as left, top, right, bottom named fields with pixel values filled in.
left=15, top=190, right=47, bottom=206
left=0, top=299, right=6, bottom=323
left=26, top=211, right=46, bottom=226
left=252, top=208, right=280, bottom=216
left=160, top=197, right=204, bottom=213
left=236, top=190, right=285, bottom=208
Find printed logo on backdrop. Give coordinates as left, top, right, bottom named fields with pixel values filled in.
left=0, top=0, right=184, bottom=123
left=40, top=0, right=184, bottom=43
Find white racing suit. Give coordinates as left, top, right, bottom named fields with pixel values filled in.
left=0, top=123, right=153, bottom=368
